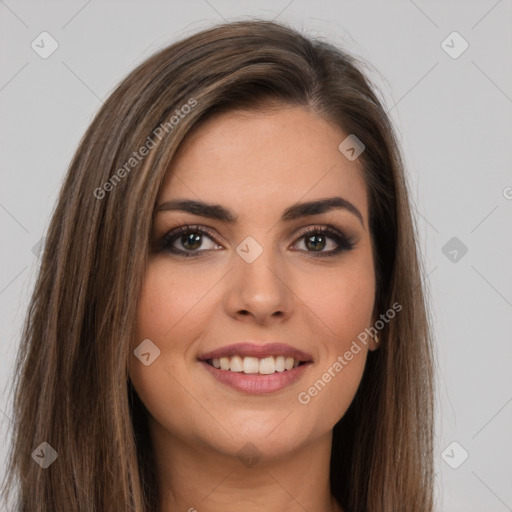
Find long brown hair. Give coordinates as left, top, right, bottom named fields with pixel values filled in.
left=1, top=19, right=434, bottom=512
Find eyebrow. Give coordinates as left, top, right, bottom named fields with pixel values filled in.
left=156, top=196, right=365, bottom=227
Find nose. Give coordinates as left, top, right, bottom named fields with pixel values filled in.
left=223, top=245, right=292, bottom=325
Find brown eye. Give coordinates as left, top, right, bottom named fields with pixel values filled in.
left=180, top=232, right=203, bottom=251
left=159, top=225, right=222, bottom=257
left=304, top=233, right=329, bottom=252
left=292, top=226, right=355, bottom=258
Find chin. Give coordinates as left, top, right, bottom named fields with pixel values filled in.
left=205, top=409, right=321, bottom=458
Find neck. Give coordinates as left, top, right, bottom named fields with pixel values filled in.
left=148, top=418, right=343, bottom=512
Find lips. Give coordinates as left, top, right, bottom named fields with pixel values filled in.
left=198, top=342, right=313, bottom=362
left=197, top=342, right=313, bottom=394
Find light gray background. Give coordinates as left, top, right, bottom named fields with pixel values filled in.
left=1, top=1, right=511, bottom=511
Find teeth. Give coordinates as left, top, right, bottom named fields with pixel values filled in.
left=275, top=356, right=285, bottom=372
left=259, top=356, right=275, bottom=375
left=230, top=355, right=243, bottom=372
left=243, top=357, right=259, bottom=374
left=207, top=355, right=304, bottom=374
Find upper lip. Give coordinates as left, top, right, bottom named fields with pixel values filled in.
left=198, top=343, right=313, bottom=362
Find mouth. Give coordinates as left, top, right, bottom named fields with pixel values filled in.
left=197, top=343, right=313, bottom=393
left=202, top=355, right=309, bottom=375
left=198, top=342, right=313, bottom=374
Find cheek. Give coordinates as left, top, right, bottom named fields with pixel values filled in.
left=129, top=262, right=208, bottom=438
left=297, top=354, right=366, bottom=433
left=297, top=256, right=376, bottom=345
left=133, top=260, right=218, bottom=342
left=327, top=273, right=375, bottom=344
left=296, top=305, right=371, bottom=432
left=294, top=256, right=375, bottom=424
left=134, top=262, right=181, bottom=341
left=130, top=261, right=195, bottom=394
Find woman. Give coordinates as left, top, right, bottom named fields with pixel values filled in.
left=1, top=19, right=435, bottom=512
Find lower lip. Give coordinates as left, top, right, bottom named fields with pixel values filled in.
left=199, top=361, right=311, bottom=394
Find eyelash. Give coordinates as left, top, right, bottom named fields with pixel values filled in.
left=158, top=223, right=356, bottom=259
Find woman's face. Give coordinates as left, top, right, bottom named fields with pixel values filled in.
left=130, top=105, right=377, bottom=462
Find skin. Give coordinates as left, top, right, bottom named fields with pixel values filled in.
left=129, top=104, right=378, bottom=512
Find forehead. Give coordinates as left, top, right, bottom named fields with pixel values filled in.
left=160, top=106, right=368, bottom=225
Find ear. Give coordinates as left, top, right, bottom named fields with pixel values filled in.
left=367, top=314, right=380, bottom=352
left=368, top=330, right=380, bottom=352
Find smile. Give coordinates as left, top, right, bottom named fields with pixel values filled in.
left=206, top=355, right=306, bottom=374
left=198, top=342, right=313, bottom=393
